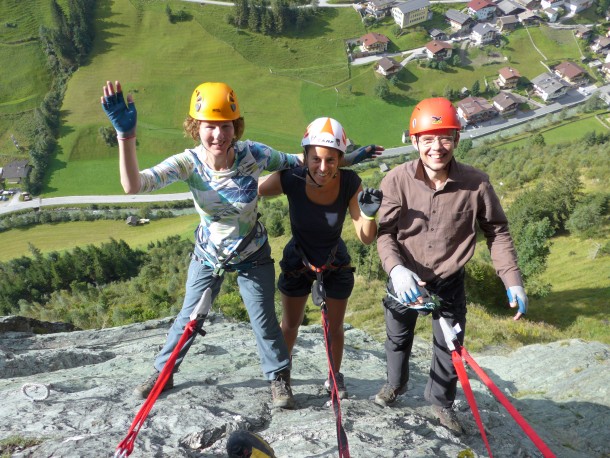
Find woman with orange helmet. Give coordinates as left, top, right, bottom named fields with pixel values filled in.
left=259, top=117, right=383, bottom=400
left=374, top=97, right=527, bottom=435
left=101, top=81, right=381, bottom=411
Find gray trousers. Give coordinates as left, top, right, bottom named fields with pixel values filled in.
left=382, top=268, right=467, bottom=408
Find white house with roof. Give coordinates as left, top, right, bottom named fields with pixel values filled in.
left=540, top=0, right=564, bottom=9
left=391, top=0, right=430, bottom=28
left=471, top=23, right=497, bottom=45
left=531, top=72, right=570, bottom=101
left=563, top=0, right=594, bottom=13
left=467, top=0, right=497, bottom=20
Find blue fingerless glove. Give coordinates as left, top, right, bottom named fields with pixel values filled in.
left=507, top=285, right=528, bottom=315
left=358, top=187, right=383, bottom=218
left=102, top=90, right=137, bottom=138
left=344, top=144, right=377, bottom=166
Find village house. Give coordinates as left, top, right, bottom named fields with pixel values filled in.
left=445, top=9, right=474, bottom=32
left=591, top=36, right=610, bottom=55
left=428, top=28, right=448, bottom=41
left=574, top=25, right=593, bottom=41
left=540, top=0, right=564, bottom=9
left=375, top=56, right=402, bottom=76
left=496, top=15, right=519, bottom=32
left=391, top=0, right=430, bottom=28
left=544, top=8, right=560, bottom=22
left=2, top=159, right=31, bottom=185
left=457, top=96, right=499, bottom=124
left=531, top=72, right=570, bottom=101
left=513, top=0, right=538, bottom=10
left=563, top=0, right=595, bottom=13
left=425, top=40, right=453, bottom=60
left=366, top=0, right=400, bottom=18
left=554, top=61, right=588, bottom=85
left=496, top=0, right=525, bottom=16
left=497, top=66, right=521, bottom=88
left=467, top=0, right=497, bottom=20
left=601, top=62, right=610, bottom=81
left=517, top=10, right=539, bottom=25
left=470, top=23, right=497, bottom=45
left=360, top=32, right=390, bottom=53
left=492, top=91, right=520, bottom=116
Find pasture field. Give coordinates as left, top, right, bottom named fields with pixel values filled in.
left=484, top=114, right=609, bottom=149
left=0, top=0, right=54, bottom=159
left=0, top=0, right=603, bottom=195
left=0, top=215, right=198, bottom=262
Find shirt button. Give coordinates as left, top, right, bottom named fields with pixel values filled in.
left=431, top=228, right=434, bottom=231
left=432, top=210, right=436, bottom=214
left=428, top=245, right=432, bottom=248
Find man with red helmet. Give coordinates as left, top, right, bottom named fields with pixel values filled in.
left=373, top=97, right=527, bottom=434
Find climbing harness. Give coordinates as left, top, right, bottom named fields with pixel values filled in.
left=21, top=383, right=50, bottom=402
left=386, top=292, right=441, bottom=314
left=114, top=288, right=213, bottom=458
left=191, top=217, right=265, bottom=278
left=438, top=316, right=556, bottom=458
left=302, top=246, right=350, bottom=458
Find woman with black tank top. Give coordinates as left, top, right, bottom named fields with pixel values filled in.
left=258, top=117, right=383, bottom=400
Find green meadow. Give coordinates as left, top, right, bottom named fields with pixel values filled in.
left=0, top=1, right=592, bottom=196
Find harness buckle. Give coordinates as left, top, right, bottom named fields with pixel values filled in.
left=213, top=264, right=225, bottom=277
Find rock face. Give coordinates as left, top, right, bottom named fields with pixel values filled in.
left=0, top=314, right=608, bottom=457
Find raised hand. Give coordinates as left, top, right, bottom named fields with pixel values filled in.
left=358, top=187, right=383, bottom=218
left=101, top=81, right=137, bottom=139
left=344, top=144, right=384, bottom=166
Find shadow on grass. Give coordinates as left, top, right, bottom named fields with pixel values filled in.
left=84, top=0, right=130, bottom=65
left=531, top=286, right=610, bottom=331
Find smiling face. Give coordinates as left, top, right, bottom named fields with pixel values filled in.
left=199, top=120, right=235, bottom=157
left=411, top=128, right=458, bottom=179
left=305, top=145, right=341, bottom=186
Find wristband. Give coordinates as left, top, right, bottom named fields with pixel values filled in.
left=360, top=211, right=376, bottom=221
left=117, top=135, right=136, bottom=141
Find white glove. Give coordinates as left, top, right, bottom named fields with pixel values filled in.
left=507, top=285, right=528, bottom=321
left=390, top=265, right=427, bottom=304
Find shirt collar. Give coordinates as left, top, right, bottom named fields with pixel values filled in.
left=414, top=157, right=460, bottom=184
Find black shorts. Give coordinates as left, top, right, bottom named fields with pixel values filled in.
left=278, top=267, right=355, bottom=299
left=278, top=239, right=354, bottom=299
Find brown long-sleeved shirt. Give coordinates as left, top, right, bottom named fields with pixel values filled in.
left=377, top=158, right=523, bottom=288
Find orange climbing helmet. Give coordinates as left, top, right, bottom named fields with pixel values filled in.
left=409, top=97, right=461, bottom=136
left=189, top=82, right=241, bottom=121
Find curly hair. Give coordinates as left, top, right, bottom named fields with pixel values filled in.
left=183, top=116, right=245, bottom=144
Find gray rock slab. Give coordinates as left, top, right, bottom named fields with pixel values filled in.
left=0, top=315, right=608, bottom=457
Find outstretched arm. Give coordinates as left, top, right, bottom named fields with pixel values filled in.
left=258, top=171, right=284, bottom=197
left=342, top=145, right=384, bottom=167
left=101, top=80, right=141, bottom=194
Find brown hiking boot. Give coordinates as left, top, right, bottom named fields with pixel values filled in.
left=270, top=370, right=296, bottom=409
left=133, top=370, right=174, bottom=399
left=374, top=383, right=404, bottom=407
left=432, top=404, right=463, bottom=435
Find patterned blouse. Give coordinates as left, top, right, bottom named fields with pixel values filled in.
left=138, top=141, right=300, bottom=266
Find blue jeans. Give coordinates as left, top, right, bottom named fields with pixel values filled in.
left=154, top=241, right=291, bottom=381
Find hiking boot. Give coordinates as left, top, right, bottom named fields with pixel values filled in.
left=432, top=404, right=463, bottom=435
left=133, top=370, right=174, bottom=399
left=374, top=383, right=403, bottom=407
left=324, top=371, right=348, bottom=400
left=270, top=370, right=296, bottom=409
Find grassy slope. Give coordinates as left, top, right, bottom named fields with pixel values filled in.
left=0, top=0, right=54, bottom=163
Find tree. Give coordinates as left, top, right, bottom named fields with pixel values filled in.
left=566, top=193, right=609, bottom=238
left=471, top=80, right=480, bottom=96
left=452, top=54, right=462, bottom=67
left=374, top=78, right=390, bottom=100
